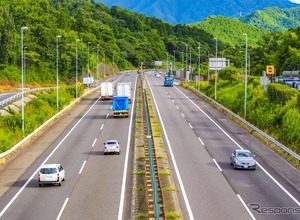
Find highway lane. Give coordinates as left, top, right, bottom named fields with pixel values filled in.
left=0, top=92, right=18, bottom=102
left=0, top=73, right=136, bottom=220
left=146, top=72, right=300, bottom=220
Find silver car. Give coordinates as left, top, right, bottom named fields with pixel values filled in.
left=104, top=140, right=120, bottom=155
left=230, top=149, right=256, bottom=170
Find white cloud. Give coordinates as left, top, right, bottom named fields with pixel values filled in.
left=289, top=0, right=300, bottom=3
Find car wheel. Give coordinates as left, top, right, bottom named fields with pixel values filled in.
left=39, top=183, right=42, bottom=187
left=116, top=152, right=120, bottom=155
left=59, top=182, right=62, bottom=186
left=233, top=163, right=237, bottom=169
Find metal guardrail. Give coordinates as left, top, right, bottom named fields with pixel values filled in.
left=0, top=87, right=52, bottom=108
left=186, top=84, right=300, bottom=161
left=143, top=86, right=163, bottom=219
left=0, top=86, right=99, bottom=159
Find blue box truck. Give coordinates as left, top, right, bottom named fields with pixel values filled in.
left=164, top=75, right=174, bottom=87
left=112, top=96, right=129, bottom=118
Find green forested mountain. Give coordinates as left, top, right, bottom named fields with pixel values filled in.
left=0, top=0, right=300, bottom=85
left=191, top=16, right=269, bottom=47
left=239, top=6, right=300, bottom=32
left=0, top=0, right=225, bottom=87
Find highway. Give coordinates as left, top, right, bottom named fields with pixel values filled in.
left=0, top=71, right=299, bottom=220
left=0, top=73, right=136, bottom=220
left=146, top=71, right=300, bottom=220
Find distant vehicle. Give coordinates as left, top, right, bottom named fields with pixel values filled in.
left=230, top=149, right=256, bottom=170
left=38, top=164, right=65, bottom=186
left=125, top=70, right=131, bottom=75
left=164, top=75, right=174, bottom=87
left=155, top=72, right=161, bottom=77
left=112, top=96, right=129, bottom=118
left=100, top=82, right=114, bottom=100
left=137, top=69, right=141, bottom=74
left=104, top=140, right=120, bottom=155
left=117, top=82, right=132, bottom=103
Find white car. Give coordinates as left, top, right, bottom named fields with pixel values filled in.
left=38, top=164, right=65, bottom=186
left=104, top=140, right=120, bottom=155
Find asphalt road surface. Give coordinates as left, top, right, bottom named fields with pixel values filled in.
left=146, top=71, right=300, bottom=220
left=0, top=71, right=299, bottom=220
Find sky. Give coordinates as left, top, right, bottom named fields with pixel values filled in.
left=289, top=0, right=300, bottom=3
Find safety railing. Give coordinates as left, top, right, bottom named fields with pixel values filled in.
left=0, top=87, right=52, bottom=108
left=186, top=83, right=300, bottom=161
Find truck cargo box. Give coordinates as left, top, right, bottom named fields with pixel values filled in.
left=112, top=96, right=129, bottom=118
left=101, top=82, right=114, bottom=100
left=117, top=82, right=132, bottom=103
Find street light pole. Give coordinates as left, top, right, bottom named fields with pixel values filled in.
left=104, top=49, right=106, bottom=78
left=243, top=33, right=248, bottom=119
left=97, top=44, right=99, bottom=83
left=214, top=37, right=218, bottom=100
left=186, top=44, right=188, bottom=80
left=189, top=47, right=192, bottom=80
left=197, top=42, right=200, bottom=90
left=181, top=49, right=184, bottom=78
left=56, top=35, right=61, bottom=112
left=166, top=52, right=168, bottom=73
left=173, top=50, right=176, bottom=76
left=87, top=42, right=91, bottom=89
left=113, top=51, right=115, bottom=75
left=21, top=26, right=28, bottom=135
left=201, top=47, right=210, bottom=82
left=76, top=39, right=79, bottom=99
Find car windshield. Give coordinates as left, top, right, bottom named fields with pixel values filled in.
left=237, top=152, right=253, bottom=158
left=107, top=141, right=117, bottom=145
left=40, top=168, right=57, bottom=174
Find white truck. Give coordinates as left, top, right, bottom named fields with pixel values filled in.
left=100, top=82, right=114, bottom=100
left=117, top=82, right=132, bottom=103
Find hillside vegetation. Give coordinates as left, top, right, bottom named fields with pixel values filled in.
left=191, top=16, right=269, bottom=47
left=0, top=0, right=300, bottom=163
left=239, top=6, right=300, bottom=32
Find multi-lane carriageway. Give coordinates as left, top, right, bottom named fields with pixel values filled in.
left=0, top=71, right=299, bottom=220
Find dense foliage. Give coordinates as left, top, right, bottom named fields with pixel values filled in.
left=0, top=0, right=300, bottom=157
left=0, top=0, right=229, bottom=87
left=188, top=69, right=300, bottom=157
left=191, top=16, right=269, bottom=47
left=239, top=6, right=300, bottom=32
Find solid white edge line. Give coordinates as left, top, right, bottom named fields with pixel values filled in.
left=117, top=76, right=137, bottom=220
left=188, top=123, right=193, bottom=129
left=237, top=194, right=256, bottom=220
left=146, top=77, right=195, bottom=220
left=56, top=197, right=69, bottom=220
left=198, top=137, right=204, bottom=146
left=256, top=161, right=300, bottom=206
left=212, top=158, right=222, bottom=172
left=0, top=96, right=102, bottom=218
left=100, top=124, right=104, bottom=130
left=79, top=160, right=87, bottom=174
left=174, top=86, right=300, bottom=206
left=92, top=138, right=97, bottom=148
left=106, top=114, right=109, bottom=118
